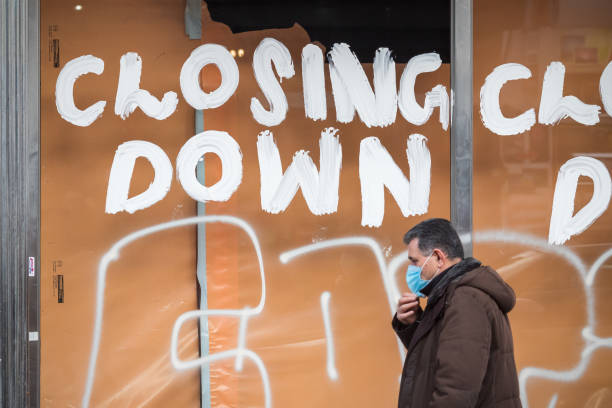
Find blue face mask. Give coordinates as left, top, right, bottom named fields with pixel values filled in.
left=405, top=253, right=434, bottom=297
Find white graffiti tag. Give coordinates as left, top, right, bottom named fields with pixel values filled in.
left=83, top=216, right=271, bottom=408
left=85, top=223, right=611, bottom=408
left=284, top=231, right=612, bottom=407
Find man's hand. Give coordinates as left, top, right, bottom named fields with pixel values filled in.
left=397, top=293, right=420, bottom=325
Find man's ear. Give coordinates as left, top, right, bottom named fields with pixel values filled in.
left=433, top=248, right=445, bottom=265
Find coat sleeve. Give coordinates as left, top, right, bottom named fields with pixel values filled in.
left=391, top=308, right=422, bottom=349
left=429, top=287, right=492, bottom=408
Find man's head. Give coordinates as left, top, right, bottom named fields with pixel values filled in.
left=403, top=218, right=464, bottom=280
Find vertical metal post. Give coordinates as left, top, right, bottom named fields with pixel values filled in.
left=1, top=0, right=41, bottom=406
left=195, top=110, right=211, bottom=408
left=451, top=0, right=474, bottom=256
left=185, top=0, right=202, bottom=40
left=184, top=5, right=208, bottom=407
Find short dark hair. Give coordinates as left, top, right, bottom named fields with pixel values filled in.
left=403, top=218, right=464, bottom=259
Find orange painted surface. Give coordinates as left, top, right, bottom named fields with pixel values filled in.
left=40, top=1, right=612, bottom=407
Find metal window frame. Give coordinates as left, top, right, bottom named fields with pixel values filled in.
left=1, top=0, right=473, bottom=405
left=451, top=0, right=474, bottom=256
left=1, top=0, right=41, bottom=407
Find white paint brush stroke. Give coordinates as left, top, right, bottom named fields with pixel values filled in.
left=428, top=84, right=450, bottom=131
left=359, top=134, right=431, bottom=227
left=257, top=127, right=342, bottom=215
left=180, top=43, right=239, bottom=110
left=114, top=52, right=178, bottom=120
left=600, top=61, right=612, bottom=117
left=479, top=63, right=536, bottom=135
left=320, top=291, right=338, bottom=381
left=398, top=53, right=449, bottom=130
left=539, top=62, right=601, bottom=126
left=302, top=44, right=327, bottom=121
left=373, top=47, right=398, bottom=127
left=328, top=59, right=355, bottom=123
left=450, top=88, right=454, bottom=126
left=548, top=156, right=611, bottom=245
left=176, top=131, right=243, bottom=202
left=251, top=38, right=295, bottom=127
left=327, top=44, right=397, bottom=128
left=105, top=141, right=173, bottom=214
left=55, top=55, right=106, bottom=126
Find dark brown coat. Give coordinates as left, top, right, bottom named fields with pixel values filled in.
left=393, top=264, right=521, bottom=408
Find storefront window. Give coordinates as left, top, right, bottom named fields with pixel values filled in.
left=37, top=0, right=612, bottom=406
left=474, top=0, right=612, bottom=406
left=41, top=1, right=451, bottom=406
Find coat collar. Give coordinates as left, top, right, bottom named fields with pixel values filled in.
left=426, top=257, right=481, bottom=306
left=405, top=258, right=482, bottom=355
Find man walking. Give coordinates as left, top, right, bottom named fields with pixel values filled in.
left=393, top=218, right=521, bottom=407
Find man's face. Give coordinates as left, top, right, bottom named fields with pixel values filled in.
left=407, top=238, right=438, bottom=280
